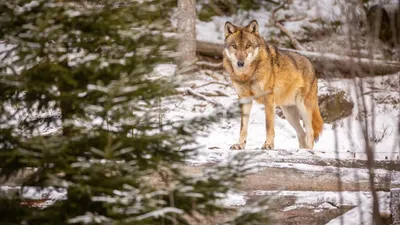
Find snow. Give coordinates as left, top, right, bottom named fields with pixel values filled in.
left=135, top=207, right=184, bottom=220
left=149, top=63, right=177, bottom=80
left=65, top=9, right=82, bottom=18
left=180, top=73, right=399, bottom=163
left=186, top=5, right=399, bottom=220
left=0, top=0, right=399, bottom=222
left=314, top=202, right=338, bottom=213
left=68, top=212, right=111, bottom=224
left=195, top=0, right=354, bottom=45
left=0, top=186, right=67, bottom=208
left=252, top=191, right=389, bottom=209
left=17, top=1, right=40, bottom=13
left=221, top=190, right=391, bottom=222
left=326, top=192, right=391, bottom=225
left=190, top=3, right=399, bottom=220
left=8, top=46, right=395, bottom=160
left=220, top=191, right=247, bottom=207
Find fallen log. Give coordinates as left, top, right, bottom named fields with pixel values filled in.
left=196, top=40, right=400, bottom=77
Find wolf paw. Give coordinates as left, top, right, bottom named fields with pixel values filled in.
left=261, top=142, right=274, bottom=150
left=230, top=143, right=245, bottom=150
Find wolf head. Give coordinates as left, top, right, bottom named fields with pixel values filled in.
left=224, top=20, right=262, bottom=71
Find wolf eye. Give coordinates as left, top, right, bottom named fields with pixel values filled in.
left=232, top=44, right=237, bottom=49
left=246, top=44, right=251, bottom=49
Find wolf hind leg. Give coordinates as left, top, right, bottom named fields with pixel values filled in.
left=297, top=101, right=314, bottom=149
left=281, top=106, right=306, bottom=149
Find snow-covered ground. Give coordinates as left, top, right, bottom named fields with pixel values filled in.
left=160, top=70, right=399, bottom=163
left=189, top=0, right=400, bottom=163
left=1, top=0, right=399, bottom=223
left=0, top=186, right=67, bottom=208
left=187, top=2, right=399, bottom=222
left=222, top=190, right=391, bottom=225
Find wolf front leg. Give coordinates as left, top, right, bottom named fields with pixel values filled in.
left=230, top=100, right=253, bottom=150
left=262, top=95, right=275, bottom=150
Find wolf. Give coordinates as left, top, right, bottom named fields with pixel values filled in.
left=223, top=20, right=323, bottom=150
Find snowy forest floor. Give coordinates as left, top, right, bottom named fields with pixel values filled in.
left=156, top=66, right=399, bottom=224
left=3, top=67, right=398, bottom=224
left=2, top=0, right=400, bottom=224
left=172, top=2, right=400, bottom=222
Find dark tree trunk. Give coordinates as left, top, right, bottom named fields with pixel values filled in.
left=367, top=4, right=400, bottom=47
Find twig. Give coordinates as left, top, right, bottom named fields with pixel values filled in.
left=203, top=70, right=220, bottom=80
left=200, top=69, right=229, bottom=81
left=239, top=90, right=273, bottom=104
left=271, top=2, right=285, bottom=19
left=176, top=89, right=229, bottom=97
left=208, top=0, right=225, bottom=16
left=192, top=81, right=231, bottom=89
left=270, top=1, right=306, bottom=51
left=274, top=23, right=306, bottom=51
left=265, top=0, right=280, bottom=5
left=180, top=88, right=223, bottom=107
left=197, top=90, right=229, bottom=97
left=277, top=15, right=307, bottom=23
left=196, top=61, right=223, bottom=69
left=214, top=90, right=229, bottom=97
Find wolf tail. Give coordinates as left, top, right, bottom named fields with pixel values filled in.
left=312, top=103, right=324, bottom=142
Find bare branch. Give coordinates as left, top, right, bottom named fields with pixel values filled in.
left=178, top=88, right=223, bottom=107
left=270, top=1, right=306, bottom=51
left=264, top=0, right=280, bottom=5
left=273, top=22, right=306, bottom=51
left=208, top=0, right=225, bottom=16
left=196, top=61, right=223, bottom=69
left=192, top=81, right=231, bottom=89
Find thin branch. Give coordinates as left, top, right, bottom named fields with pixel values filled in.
left=271, top=2, right=285, bottom=19
left=180, top=88, right=223, bottom=107
left=264, top=0, right=280, bottom=5
left=270, top=1, right=306, bottom=51
left=192, top=81, right=231, bottom=89
left=203, top=70, right=222, bottom=80
left=196, top=90, right=229, bottom=97
left=196, top=61, right=223, bottom=69
left=208, top=0, right=225, bottom=16
left=277, top=15, right=307, bottom=23
left=274, top=22, right=306, bottom=51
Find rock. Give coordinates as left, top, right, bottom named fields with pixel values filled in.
left=318, top=90, right=354, bottom=123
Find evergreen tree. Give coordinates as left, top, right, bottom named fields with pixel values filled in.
left=0, top=0, right=269, bottom=224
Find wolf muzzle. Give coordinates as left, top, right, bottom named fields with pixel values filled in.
left=237, top=61, right=244, bottom=67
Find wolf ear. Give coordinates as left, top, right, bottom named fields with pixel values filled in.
left=225, top=21, right=237, bottom=38
left=246, top=20, right=259, bottom=35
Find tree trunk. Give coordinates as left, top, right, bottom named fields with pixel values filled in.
left=177, top=0, right=197, bottom=66
left=392, top=188, right=400, bottom=225
left=367, top=4, right=400, bottom=47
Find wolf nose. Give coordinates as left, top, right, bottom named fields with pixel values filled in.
left=237, top=61, right=244, bottom=67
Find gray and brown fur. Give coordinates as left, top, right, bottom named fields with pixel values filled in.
left=223, top=20, right=323, bottom=150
